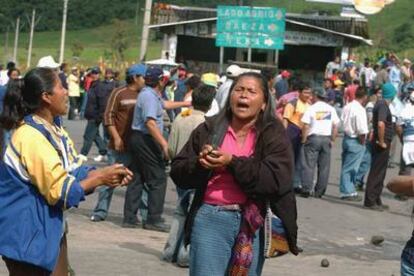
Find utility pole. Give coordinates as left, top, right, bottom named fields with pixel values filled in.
left=12, top=17, right=20, bottom=63
left=59, top=0, right=69, bottom=64
left=139, top=0, right=152, bottom=62
left=27, top=9, right=36, bottom=68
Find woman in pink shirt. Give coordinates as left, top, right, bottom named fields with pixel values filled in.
left=171, top=72, right=298, bottom=276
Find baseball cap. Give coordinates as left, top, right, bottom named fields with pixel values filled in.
left=334, top=79, right=344, bottom=87
left=201, top=73, right=219, bottom=88
left=127, top=64, right=147, bottom=77
left=281, top=70, right=291, bottom=78
left=37, top=56, right=60, bottom=69
left=144, top=66, right=164, bottom=84
left=226, top=65, right=243, bottom=78
left=90, top=67, right=101, bottom=74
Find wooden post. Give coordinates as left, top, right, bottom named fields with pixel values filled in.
left=219, top=46, right=224, bottom=74
left=139, top=0, right=152, bottom=62
left=27, top=9, right=36, bottom=68
left=274, top=50, right=279, bottom=69
left=59, top=0, right=69, bottom=64
left=12, top=17, right=20, bottom=63
left=247, top=48, right=252, bottom=63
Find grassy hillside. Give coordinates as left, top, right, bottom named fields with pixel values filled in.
left=0, top=18, right=162, bottom=71
left=0, top=0, right=411, bottom=70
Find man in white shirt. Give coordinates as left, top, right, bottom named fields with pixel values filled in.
left=300, top=88, right=340, bottom=198
left=325, top=56, right=341, bottom=78
left=360, top=58, right=376, bottom=90
left=396, top=89, right=414, bottom=176
left=68, top=67, right=80, bottom=120
left=339, top=87, right=369, bottom=200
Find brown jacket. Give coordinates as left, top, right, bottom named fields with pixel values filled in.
left=104, top=85, right=138, bottom=151
left=170, top=116, right=299, bottom=255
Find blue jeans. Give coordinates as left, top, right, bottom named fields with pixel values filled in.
left=190, top=204, right=264, bottom=276
left=339, top=136, right=365, bottom=197
left=162, top=188, right=193, bottom=266
left=91, top=150, right=148, bottom=221
left=80, top=119, right=107, bottom=156
left=402, top=237, right=414, bottom=276
left=79, top=92, right=88, bottom=119
left=402, top=258, right=414, bottom=276
left=355, top=142, right=372, bottom=187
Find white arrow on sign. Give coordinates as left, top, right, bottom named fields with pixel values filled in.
left=264, top=38, right=274, bottom=46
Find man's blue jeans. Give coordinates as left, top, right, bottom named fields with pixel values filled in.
left=80, top=119, right=107, bottom=156
left=91, top=150, right=148, bottom=221
left=162, top=188, right=193, bottom=266
left=355, top=142, right=372, bottom=187
left=79, top=92, right=88, bottom=119
left=339, top=136, right=365, bottom=197
left=189, top=204, right=264, bottom=276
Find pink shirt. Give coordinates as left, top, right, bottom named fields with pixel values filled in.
left=204, top=126, right=256, bottom=205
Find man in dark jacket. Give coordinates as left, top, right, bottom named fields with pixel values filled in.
left=79, top=69, right=116, bottom=162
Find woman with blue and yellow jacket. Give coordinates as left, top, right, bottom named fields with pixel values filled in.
left=0, top=68, right=133, bottom=275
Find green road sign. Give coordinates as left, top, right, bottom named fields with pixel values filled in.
left=216, top=5, right=286, bottom=50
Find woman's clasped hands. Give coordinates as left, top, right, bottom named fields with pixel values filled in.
left=94, top=164, right=134, bottom=187
left=198, top=144, right=232, bottom=170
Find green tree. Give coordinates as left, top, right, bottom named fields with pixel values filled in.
left=393, top=23, right=414, bottom=50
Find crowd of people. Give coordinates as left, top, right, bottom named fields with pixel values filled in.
left=0, top=51, right=414, bottom=275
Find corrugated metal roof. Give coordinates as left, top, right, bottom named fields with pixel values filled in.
left=152, top=4, right=369, bottom=39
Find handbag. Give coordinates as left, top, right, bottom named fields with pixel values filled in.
left=263, top=202, right=289, bottom=258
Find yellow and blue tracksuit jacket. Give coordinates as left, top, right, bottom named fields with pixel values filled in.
left=0, top=115, right=94, bottom=272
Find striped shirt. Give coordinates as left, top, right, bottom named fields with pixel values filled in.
left=104, top=85, right=139, bottom=151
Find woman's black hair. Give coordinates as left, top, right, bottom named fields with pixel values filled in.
left=214, top=71, right=276, bottom=132
left=0, top=67, right=57, bottom=130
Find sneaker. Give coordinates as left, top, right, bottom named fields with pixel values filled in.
left=143, top=222, right=171, bottom=233
left=356, top=185, right=364, bottom=192
left=78, top=154, right=88, bottom=162
left=93, top=155, right=108, bottom=162
left=341, top=195, right=362, bottom=202
left=294, top=187, right=303, bottom=194
left=298, top=191, right=311, bottom=198
left=90, top=215, right=105, bottom=222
